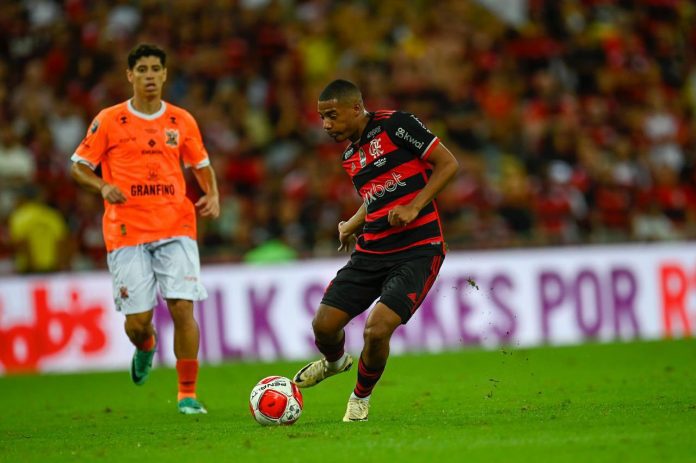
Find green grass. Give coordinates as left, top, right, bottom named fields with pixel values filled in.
left=1, top=339, right=696, bottom=463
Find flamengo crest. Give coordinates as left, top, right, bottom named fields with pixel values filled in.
left=369, top=137, right=384, bottom=158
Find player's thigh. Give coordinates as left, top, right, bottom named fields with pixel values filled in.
left=321, top=257, right=385, bottom=320
left=380, top=255, right=445, bottom=324
left=107, top=244, right=158, bottom=314
left=150, top=237, right=208, bottom=302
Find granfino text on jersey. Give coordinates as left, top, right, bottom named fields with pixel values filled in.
left=130, top=183, right=176, bottom=196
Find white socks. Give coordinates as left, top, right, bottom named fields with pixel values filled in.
left=327, top=352, right=349, bottom=371
left=350, top=392, right=370, bottom=401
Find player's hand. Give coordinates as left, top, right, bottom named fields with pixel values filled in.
left=100, top=184, right=127, bottom=204
left=337, top=221, right=357, bottom=252
left=388, top=205, right=419, bottom=227
left=195, top=194, right=220, bottom=218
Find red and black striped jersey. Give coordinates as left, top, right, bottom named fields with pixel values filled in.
left=342, top=110, right=446, bottom=258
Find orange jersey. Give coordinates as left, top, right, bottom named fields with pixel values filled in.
left=72, top=100, right=209, bottom=251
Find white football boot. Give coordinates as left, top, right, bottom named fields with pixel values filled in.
left=342, top=397, right=370, bottom=422
left=293, top=354, right=353, bottom=388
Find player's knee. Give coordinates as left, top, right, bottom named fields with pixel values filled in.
left=363, top=322, right=392, bottom=347
left=167, top=299, right=194, bottom=326
left=170, top=310, right=196, bottom=329
left=311, top=317, right=337, bottom=340
left=124, top=313, right=152, bottom=338
left=311, top=305, right=346, bottom=339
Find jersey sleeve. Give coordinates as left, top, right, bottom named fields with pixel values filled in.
left=72, top=111, right=109, bottom=169
left=180, top=111, right=210, bottom=169
left=386, top=111, right=440, bottom=160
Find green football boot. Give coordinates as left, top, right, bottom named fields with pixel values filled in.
left=178, top=397, right=208, bottom=415
left=130, top=335, right=157, bottom=386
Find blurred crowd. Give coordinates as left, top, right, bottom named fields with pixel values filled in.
left=1, top=0, right=696, bottom=274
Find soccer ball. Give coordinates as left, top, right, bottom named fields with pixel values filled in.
left=249, top=376, right=304, bottom=426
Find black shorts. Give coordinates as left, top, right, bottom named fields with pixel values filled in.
left=321, top=253, right=445, bottom=324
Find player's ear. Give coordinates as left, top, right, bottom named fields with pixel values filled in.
left=162, top=67, right=167, bottom=83
left=352, top=101, right=362, bottom=116
left=126, top=68, right=133, bottom=84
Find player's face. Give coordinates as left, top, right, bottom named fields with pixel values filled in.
left=317, top=99, right=360, bottom=143
left=127, top=56, right=167, bottom=98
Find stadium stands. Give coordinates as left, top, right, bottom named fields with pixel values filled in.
left=1, top=0, right=695, bottom=273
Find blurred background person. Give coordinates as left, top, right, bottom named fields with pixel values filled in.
left=8, top=185, right=70, bottom=273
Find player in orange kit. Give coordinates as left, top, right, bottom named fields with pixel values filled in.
left=70, top=43, right=220, bottom=414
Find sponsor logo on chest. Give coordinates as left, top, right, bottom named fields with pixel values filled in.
left=362, top=171, right=407, bottom=205
left=395, top=127, right=424, bottom=149
left=366, top=126, right=382, bottom=139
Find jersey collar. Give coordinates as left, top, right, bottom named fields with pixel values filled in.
left=127, top=99, right=167, bottom=120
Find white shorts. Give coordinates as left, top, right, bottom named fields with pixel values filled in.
left=106, top=236, right=208, bottom=314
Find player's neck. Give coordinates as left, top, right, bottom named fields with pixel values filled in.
left=130, top=96, right=163, bottom=115
left=350, top=111, right=372, bottom=143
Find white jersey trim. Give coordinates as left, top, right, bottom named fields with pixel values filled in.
left=71, top=153, right=97, bottom=170
left=184, top=159, right=211, bottom=169
left=420, top=137, right=439, bottom=159
left=127, top=99, right=167, bottom=120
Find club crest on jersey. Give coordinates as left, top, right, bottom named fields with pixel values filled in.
left=165, top=128, right=179, bottom=147
left=369, top=137, right=384, bottom=158
left=359, top=148, right=367, bottom=167
left=90, top=120, right=99, bottom=134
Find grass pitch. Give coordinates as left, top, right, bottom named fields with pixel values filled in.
left=1, top=339, right=695, bottom=463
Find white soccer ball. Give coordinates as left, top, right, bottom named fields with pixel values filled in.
left=249, top=376, right=304, bottom=426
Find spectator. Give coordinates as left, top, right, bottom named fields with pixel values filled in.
left=0, top=0, right=695, bottom=274
left=8, top=185, right=70, bottom=273
left=0, top=125, right=35, bottom=219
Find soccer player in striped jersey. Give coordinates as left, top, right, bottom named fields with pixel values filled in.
left=70, top=44, right=219, bottom=414
left=294, top=79, right=459, bottom=421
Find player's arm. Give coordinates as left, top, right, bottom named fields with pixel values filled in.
left=387, top=143, right=459, bottom=227
left=71, top=113, right=126, bottom=204
left=338, top=203, right=366, bottom=252
left=70, top=162, right=127, bottom=204
left=192, top=164, right=220, bottom=219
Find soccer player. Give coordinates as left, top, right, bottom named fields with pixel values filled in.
left=70, top=44, right=220, bottom=415
left=293, top=79, right=459, bottom=421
